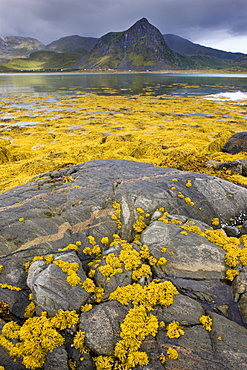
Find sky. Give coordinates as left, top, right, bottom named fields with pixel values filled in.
left=1, top=0, right=247, bottom=53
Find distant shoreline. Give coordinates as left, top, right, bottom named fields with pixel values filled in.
left=1, top=69, right=247, bottom=76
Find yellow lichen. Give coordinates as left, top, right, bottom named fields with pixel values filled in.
left=101, top=237, right=109, bottom=246
left=109, top=280, right=178, bottom=311
left=225, top=269, right=240, bottom=281
left=211, top=218, right=220, bottom=226
left=81, top=304, right=93, bottom=312
left=184, top=197, right=194, bottom=206
left=93, top=355, right=115, bottom=370
left=24, top=302, right=36, bottom=318
left=73, top=330, right=90, bottom=354
left=167, top=347, right=179, bottom=360
left=199, top=315, right=213, bottom=331
left=159, top=353, right=166, bottom=363
left=166, top=321, right=185, bottom=339
left=0, top=283, right=21, bottom=291
left=0, top=310, right=78, bottom=369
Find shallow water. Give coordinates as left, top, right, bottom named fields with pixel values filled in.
left=1, top=72, right=247, bottom=97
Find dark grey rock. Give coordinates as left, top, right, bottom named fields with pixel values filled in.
left=223, top=225, right=240, bottom=237
left=44, top=346, right=69, bottom=370
left=79, top=301, right=128, bottom=356
left=222, top=131, right=247, bottom=154
left=1, top=159, right=247, bottom=257
left=155, top=293, right=205, bottom=325
left=233, top=267, right=247, bottom=325
left=27, top=251, right=90, bottom=316
left=213, top=160, right=243, bottom=174
left=141, top=220, right=226, bottom=279
left=210, top=311, right=247, bottom=369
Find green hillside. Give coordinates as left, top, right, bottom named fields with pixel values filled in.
left=46, top=35, right=97, bottom=54
left=0, top=36, right=44, bottom=62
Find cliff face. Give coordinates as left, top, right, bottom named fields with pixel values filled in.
left=80, top=18, right=188, bottom=70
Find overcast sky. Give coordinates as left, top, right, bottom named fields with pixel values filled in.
left=1, top=0, right=247, bottom=53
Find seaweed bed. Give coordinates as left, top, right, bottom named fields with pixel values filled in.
left=1, top=90, right=247, bottom=193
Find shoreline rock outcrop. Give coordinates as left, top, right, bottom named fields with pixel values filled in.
left=0, top=159, right=247, bottom=369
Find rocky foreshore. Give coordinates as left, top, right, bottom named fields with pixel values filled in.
left=0, top=159, right=247, bottom=370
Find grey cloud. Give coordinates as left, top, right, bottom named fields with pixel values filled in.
left=0, top=0, right=247, bottom=46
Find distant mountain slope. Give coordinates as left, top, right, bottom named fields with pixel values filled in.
left=4, top=50, right=83, bottom=71
left=0, top=18, right=245, bottom=72
left=79, top=18, right=190, bottom=70
left=46, top=35, right=98, bottom=54
left=0, top=36, right=44, bottom=62
left=163, top=34, right=243, bottom=60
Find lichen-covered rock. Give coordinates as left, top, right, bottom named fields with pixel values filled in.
left=1, top=159, right=247, bottom=257
left=141, top=220, right=226, bottom=279
left=1, top=159, right=247, bottom=370
left=93, top=244, right=133, bottom=296
left=0, top=321, right=26, bottom=370
left=27, top=251, right=90, bottom=316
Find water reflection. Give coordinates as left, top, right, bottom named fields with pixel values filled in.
left=0, top=72, right=247, bottom=97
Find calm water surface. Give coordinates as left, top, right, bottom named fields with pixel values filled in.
left=0, top=72, right=247, bottom=97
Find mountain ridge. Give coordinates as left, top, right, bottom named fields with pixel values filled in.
left=77, top=18, right=189, bottom=70
left=0, top=18, right=246, bottom=71
left=163, top=34, right=243, bottom=60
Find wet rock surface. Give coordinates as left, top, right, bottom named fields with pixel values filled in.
left=0, top=159, right=247, bottom=369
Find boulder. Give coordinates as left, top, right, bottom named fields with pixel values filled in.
left=1, top=159, right=247, bottom=257
left=222, top=131, right=247, bottom=154
left=79, top=301, right=128, bottom=355
left=141, top=219, right=226, bottom=279
left=26, top=251, right=90, bottom=316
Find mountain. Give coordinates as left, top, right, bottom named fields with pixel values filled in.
left=0, top=18, right=246, bottom=72
left=163, top=34, right=243, bottom=60
left=0, top=36, right=44, bottom=62
left=78, top=18, right=189, bottom=70
left=4, top=50, right=84, bottom=71
left=46, top=35, right=98, bottom=54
